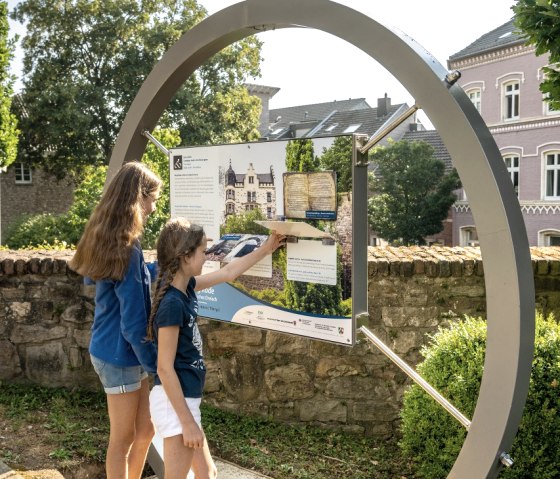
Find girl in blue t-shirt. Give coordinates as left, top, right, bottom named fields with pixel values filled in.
left=69, top=162, right=162, bottom=479
left=147, top=218, right=284, bottom=479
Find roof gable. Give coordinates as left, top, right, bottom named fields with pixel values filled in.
left=310, top=104, right=406, bottom=138
left=401, top=130, right=453, bottom=172
left=448, top=18, right=526, bottom=61
left=269, top=98, right=370, bottom=125
left=264, top=98, right=410, bottom=140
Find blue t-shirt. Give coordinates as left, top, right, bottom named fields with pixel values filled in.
left=88, top=242, right=157, bottom=373
left=154, top=278, right=206, bottom=398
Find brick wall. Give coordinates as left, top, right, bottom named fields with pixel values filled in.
left=1, top=247, right=559, bottom=437
left=0, top=166, right=74, bottom=243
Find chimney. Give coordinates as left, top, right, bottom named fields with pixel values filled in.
left=377, top=93, right=391, bottom=117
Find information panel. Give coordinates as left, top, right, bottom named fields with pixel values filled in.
left=169, top=135, right=364, bottom=345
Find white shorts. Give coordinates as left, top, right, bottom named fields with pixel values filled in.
left=149, top=385, right=202, bottom=438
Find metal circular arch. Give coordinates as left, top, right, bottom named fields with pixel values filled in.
left=108, top=1, right=535, bottom=477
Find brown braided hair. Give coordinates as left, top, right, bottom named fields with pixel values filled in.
left=147, top=218, right=205, bottom=340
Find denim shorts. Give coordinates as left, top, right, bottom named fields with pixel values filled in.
left=149, top=385, right=202, bottom=438
left=90, top=354, right=148, bottom=394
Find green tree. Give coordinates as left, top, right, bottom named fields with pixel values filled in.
left=282, top=138, right=345, bottom=315
left=220, top=208, right=269, bottom=236
left=368, top=140, right=460, bottom=245
left=285, top=138, right=318, bottom=172
left=513, top=0, right=560, bottom=110
left=279, top=245, right=347, bottom=316
left=11, top=0, right=262, bottom=179
left=0, top=0, right=18, bottom=169
left=319, top=136, right=352, bottom=192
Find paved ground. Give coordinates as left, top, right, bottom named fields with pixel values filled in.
left=214, top=458, right=273, bottom=478
left=0, top=458, right=273, bottom=479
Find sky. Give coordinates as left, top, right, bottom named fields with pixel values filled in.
left=6, top=0, right=517, bottom=127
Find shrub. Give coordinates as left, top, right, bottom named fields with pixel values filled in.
left=399, top=312, right=560, bottom=478
left=4, top=213, right=77, bottom=249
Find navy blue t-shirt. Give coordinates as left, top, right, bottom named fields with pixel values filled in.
left=153, top=278, right=206, bottom=398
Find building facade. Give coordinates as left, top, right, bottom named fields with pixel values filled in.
left=224, top=162, right=276, bottom=219
left=0, top=162, right=74, bottom=244
left=448, top=19, right=560, bottom=246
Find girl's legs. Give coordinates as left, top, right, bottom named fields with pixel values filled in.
left=106, top=378, right=154, bottom=479
left=191, top=436, right=218, bottom=479
left=127, top=379, right=154, bottom=478
left=163, top=435, right=195, bottom=479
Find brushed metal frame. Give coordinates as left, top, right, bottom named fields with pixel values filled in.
left=108, top=1, right=535, bottom=477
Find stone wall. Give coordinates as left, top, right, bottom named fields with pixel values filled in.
left=1, top=247, right=559, bottom=437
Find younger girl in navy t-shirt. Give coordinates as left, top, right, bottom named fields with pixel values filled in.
left=148, top=218, right=284, bottom=478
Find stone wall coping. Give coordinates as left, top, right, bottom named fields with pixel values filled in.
left=0, top=247, right=558, bottom=277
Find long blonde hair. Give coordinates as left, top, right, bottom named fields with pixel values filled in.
left=147, top=218, right=205, bottom=340
left=69, top=162, right=162, bottom=280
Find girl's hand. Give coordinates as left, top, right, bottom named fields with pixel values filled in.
left=263, top=232, right=286, bottom=254
left=181, top=420, right=204, bottom=448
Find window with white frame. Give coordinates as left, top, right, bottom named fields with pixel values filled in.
left=504, top=155, right=520, bottom=195
left=538, top=229, right=560, bottom=247
left=545, top=152, right=560, bottom=199
left=467, top=88, right=481, bottom=112
left=460, top=226, right=479, bottom=247
left=548, top=235, right=560, bottom=246
left=541, top=66, right=559, bottom=115
left=543, top=84, right=558, bottom=115
left=544, top=96, right=558, bottom=115
left=14, top=162, right=32, bottom=184
left=503, top=81, right=520, bottom=120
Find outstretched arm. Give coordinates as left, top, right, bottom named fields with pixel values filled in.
left=194, top=232, right=285, bottom=291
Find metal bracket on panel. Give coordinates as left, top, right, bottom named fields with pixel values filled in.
left=353, top=134, right=369, bottom=167
left=499, top=452, right=514, bottom=468
left=444, top=70, right=461, bottom=87
left=285, top=235, right=298, bottom=244
left=355, top=313, right=370, bottom=329
left=322, top=237, right=335, bottom=246
left=358, top=104, right=420, bottom=155
left=141, top=130, right=170, bottom=156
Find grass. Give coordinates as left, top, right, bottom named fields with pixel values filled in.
left=0, top=383, right=109, bottom=469
left=0, top=382, right=417, bottom=478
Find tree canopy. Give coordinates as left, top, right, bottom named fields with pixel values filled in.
left=0, top=0, right=18, bottom=169
left=319, top=135, right=352, bottom=192
left=11, top=0, right=263, bottom=178
left=285, top=138, right=318, bottom=172
left=368, top=140, right=461, bottom=245
left=513, top=0, right=560, bottom=109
